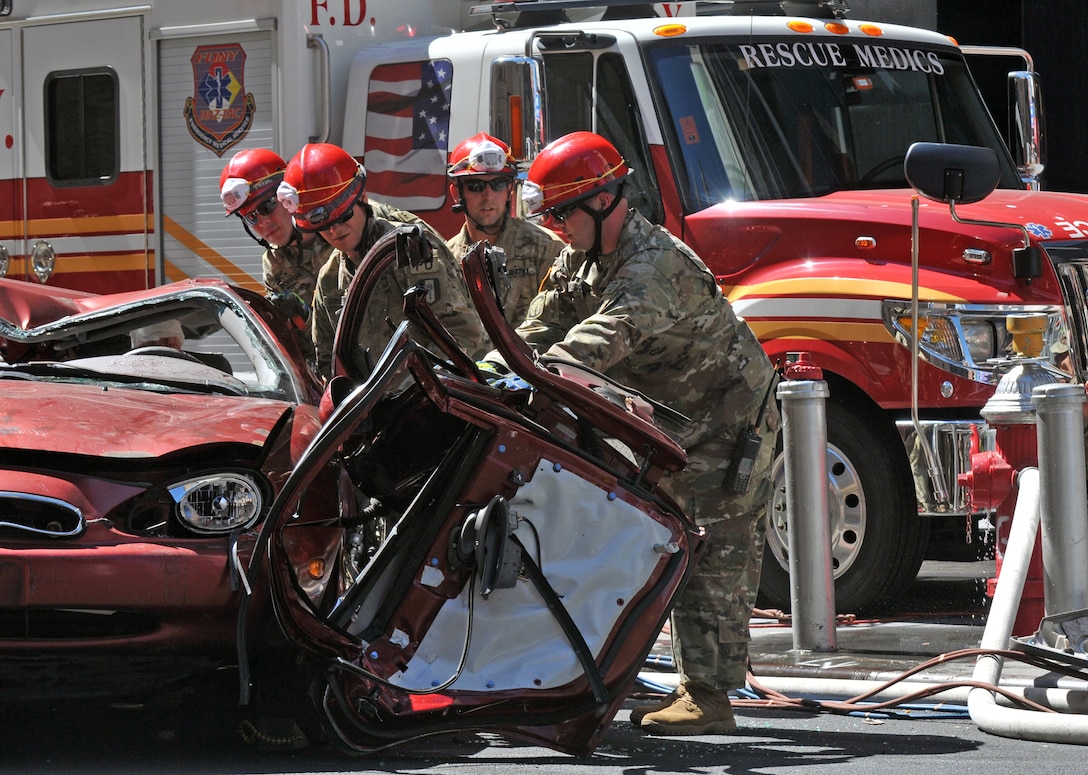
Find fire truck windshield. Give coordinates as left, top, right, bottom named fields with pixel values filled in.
left=647, top=38, right=1023, bottom=212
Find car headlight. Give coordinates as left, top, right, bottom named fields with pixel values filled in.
left=883, top=302, right=1066, bottom=384
left=169, top=474, right=263, bottom=534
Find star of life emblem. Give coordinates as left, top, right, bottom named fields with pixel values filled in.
left=183, top=43, right=257, bottom=156
left=1025, top=222, right=1053, bottom=239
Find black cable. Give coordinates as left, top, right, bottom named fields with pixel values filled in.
left=513, top=534, right=609, bottom=704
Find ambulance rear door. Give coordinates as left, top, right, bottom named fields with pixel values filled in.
left=154, top=22, right=277, bottom=293
left=21, top=12, right=152, bottom=292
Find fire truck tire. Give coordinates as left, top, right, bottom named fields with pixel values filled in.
left=756, top=400, right=928, bottom=614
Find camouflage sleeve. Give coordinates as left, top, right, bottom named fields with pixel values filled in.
left=514, top=254, right=583, bottom=355
left=532, top=227, right=565, bottom=279
left=499, top=222, right=565, bottom=327
left=426, top=237, right=491, bottom=360
left=369, top=199, right=425, bottom=227
left=445, top=228, right=470, bottom=262
left=261, top=247, right=281, bottom=295
left=311, top=268, right=339, bottom=380
left=543, top=251, right=683, bottom=373
left=263, top=243, right=320, bottom=303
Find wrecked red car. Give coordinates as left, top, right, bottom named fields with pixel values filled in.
left=0, top=277, right=336, bottom=697
left=0, top=227, right=703, bottom=756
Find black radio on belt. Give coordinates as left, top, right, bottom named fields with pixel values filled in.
left=724, top=424, right=763, bottom=494
left=723, top=371, right=779, bottom=494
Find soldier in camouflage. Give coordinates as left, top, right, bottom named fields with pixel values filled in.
left=266, top=199, right=453, bottom=365
left=518, top=132, right=780, bottom=736
left=445, top=133, right=564, bottom=326
left=277, top=143, right=489, bottom=380
left=220, top=148, right=331, bottom=364
left=221, top=149, right=444, bottom=370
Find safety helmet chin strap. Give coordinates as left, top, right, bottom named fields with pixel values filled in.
left=578, top=182, right=625, bottom=265
left=237, top=214, right=306, bottom=252
left=237, top=215, right=272, bottom=250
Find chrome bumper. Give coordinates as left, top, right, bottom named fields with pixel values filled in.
left=895, top=419, right=996, bottom=517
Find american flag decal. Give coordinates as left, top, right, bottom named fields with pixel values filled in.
left=364, top=60, right=453, bottom=211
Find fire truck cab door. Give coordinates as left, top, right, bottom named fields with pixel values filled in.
left=20, top=13, right=151, bottom=291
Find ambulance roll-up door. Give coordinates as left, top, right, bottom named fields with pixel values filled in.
left=21, top=13, right=151, bottom=292
left=154, top=21, right=275, bottom=291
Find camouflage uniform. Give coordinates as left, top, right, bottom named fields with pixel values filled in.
left=369, top=199, right=428, bottom=229
left=262, top=235, right=333, bottom=361
left=517, top=209, right=779, bottom=692
left=311, top=212, right=489, bottom=379
left=446, top=216, right=564, bottom=326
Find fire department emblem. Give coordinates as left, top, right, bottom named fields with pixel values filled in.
left=183, top=43, right=256, bottom=156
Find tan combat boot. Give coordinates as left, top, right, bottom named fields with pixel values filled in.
left=638, top=683, right=737, bottom=735
left=629, top=689, right=680, bottom=726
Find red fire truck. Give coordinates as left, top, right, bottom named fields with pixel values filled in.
left=1, top=0, right=1076, bottom=610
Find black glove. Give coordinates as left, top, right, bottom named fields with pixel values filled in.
left=268, top=291, right=310, bottom=331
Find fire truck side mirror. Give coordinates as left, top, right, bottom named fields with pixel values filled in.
left=904, top=142, right=1001, bottom=205
left=490, top=56, right=546, bottom=163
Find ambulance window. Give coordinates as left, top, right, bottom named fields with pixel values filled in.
left=542, top=52, right=593, bottom=137
left=44, top=68, right=119, bottom=187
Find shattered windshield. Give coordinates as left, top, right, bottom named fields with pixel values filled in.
left=646, top=37, right=1023, bottom=211
left=0, top=291, right=302, bottom=402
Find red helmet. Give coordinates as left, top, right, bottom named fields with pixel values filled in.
left=219, top=148, right=287, bottom=215
left=448, top=132, right=515, bottom=177
left=278, top=143, right=366, bottom=232
left=523, top=132, right=630, bottom=216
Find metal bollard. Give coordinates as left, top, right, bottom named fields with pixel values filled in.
left=1032, top=383, right=1088, bottom=616
left=777, top=353, right=837, bottom=652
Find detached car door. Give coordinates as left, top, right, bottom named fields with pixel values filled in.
left=256, top=229, right=702, bottom=756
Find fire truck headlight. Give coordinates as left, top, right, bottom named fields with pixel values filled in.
left=883, top=301, right=1064, bottom=384
left=961, top=320, right=998, bottom=362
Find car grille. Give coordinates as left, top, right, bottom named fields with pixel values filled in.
left=0, top=493, right=84, bottom=538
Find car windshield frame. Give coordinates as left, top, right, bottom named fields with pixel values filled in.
left=645, top=35, right=1024, bottom=212
left=0, top=283, right=310, bottom=403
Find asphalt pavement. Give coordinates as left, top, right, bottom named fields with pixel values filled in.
left=6, top=560, right=1088, bottom=773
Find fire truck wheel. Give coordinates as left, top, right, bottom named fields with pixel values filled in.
left=756, top=400, right=928, bottom=614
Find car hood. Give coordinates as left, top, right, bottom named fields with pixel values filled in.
left=0, top=381, right=292, bottom=457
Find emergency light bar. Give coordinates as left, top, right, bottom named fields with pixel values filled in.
left=470, top=0, right=849, bottom=19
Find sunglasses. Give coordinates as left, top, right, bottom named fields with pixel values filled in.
left=546, top=200, right=584, bottom=223
left=462, top=177, right=512, bottom=194
left=299, top=182, right=361, bottom=231
left=314, top=203, right=357, bottom=232
left=240, top=197, right=279, bottom=225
